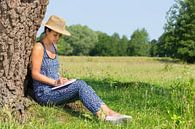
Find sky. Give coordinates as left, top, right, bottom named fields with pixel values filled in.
left=37, top=0, right=175, bottom=40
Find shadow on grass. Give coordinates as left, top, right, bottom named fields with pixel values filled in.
left=83, top=78, right=192, bottom=115
left=154, top=57, right=180, bottom=64
left=61, top=101, right=94, bottom=121
left=84, top=78, right=172, bottom=97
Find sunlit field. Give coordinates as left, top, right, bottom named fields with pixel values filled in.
left=59, top=56, right=195, bottom=86
left=0, top=56, right=195, bottom=129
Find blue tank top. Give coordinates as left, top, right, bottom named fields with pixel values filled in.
left=33, top=42, right=59, bottom=92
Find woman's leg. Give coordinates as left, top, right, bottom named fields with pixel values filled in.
left=96, top=104, right=119, bottom=117
left=73, top=80, right=105, bottom=115
left=74, top=80, right=132, bottom=123
left=41, top=80, right=105, bottom=115
left=73, top=80, right=120, bottom=117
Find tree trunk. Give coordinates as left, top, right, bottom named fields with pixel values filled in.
left=0, top=0, right=48, bottom=121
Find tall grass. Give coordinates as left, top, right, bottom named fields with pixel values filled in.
left=0, top=56, right=194, bottom=128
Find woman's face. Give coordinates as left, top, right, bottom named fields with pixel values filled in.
left=46, top=30, right=61, bottom=43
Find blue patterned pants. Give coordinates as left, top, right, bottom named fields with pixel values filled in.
left=34, top=80, right=104, bottom=114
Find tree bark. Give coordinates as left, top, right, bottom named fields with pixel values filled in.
left=0, top=0, right=48, bottom=121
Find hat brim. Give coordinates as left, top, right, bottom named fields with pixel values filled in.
left=42, top=22, right=71, bottom=36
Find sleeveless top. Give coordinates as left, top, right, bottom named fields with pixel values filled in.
left=33, top=42, right=59, bottom=93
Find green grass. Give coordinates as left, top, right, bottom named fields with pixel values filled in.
left=0, top=56, right=195, bottom=129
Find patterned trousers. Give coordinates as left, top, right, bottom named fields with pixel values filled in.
left=34, top=80, right=104, bottom=114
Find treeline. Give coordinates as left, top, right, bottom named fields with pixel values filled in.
left=38, top=25, right=151, bottom=56
left=58, top=26, right=151, bottom=57
left=37, top=0, right=194, bottom=63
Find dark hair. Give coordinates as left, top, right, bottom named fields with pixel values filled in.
left=43, top=26, right=62, bottom=38
left=44, top=27, right=52, bottom=34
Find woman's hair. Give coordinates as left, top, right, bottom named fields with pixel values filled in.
left=43, top=26, right=62, bottom=38
left=36, top=27, right=52, bottom=42
left=44, top=27, right=52, bottom=34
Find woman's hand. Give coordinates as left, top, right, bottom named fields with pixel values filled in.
left=54, top=77, right=70, bottom=86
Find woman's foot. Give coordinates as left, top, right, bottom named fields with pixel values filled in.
left=96, top=104, right=132, bottom=124
left=105, top=114, right=132, bottom=124
left=107, top=110, right=120, bottom=116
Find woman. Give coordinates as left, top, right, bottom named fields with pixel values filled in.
left=31, top=15, right=132, bottom=124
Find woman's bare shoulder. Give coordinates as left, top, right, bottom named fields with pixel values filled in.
left=33, top=42, right=44, bottom=51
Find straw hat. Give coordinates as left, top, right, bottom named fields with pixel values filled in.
left=42, top=15, right=71, bottom=36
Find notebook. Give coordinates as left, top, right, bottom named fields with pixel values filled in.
left=52, top=79, right=77, bottom=90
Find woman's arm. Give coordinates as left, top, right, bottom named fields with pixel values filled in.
left=31, top=43, right=56, bottom=86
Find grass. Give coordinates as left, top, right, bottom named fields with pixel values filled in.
left=0, top=56, right=195, bottom=129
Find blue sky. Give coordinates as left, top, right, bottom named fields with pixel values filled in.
left=38, top=0, right=175, bottom=40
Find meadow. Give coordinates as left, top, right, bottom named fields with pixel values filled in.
left=0, top=56, right=195, bottom=129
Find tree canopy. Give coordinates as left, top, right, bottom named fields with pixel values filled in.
left=158, top=0, right=195, bottom=63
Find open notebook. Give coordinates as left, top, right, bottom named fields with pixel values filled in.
left=52, top=79, right=77, bottom=90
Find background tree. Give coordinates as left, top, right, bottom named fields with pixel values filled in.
left=64, top=25, right=98, bottom=56
left=57, top=36, right=73, bottom=55
left=90, top=31, right=112, bottom=56
left=175, top=0, right=195, bottom=63
left=127, top=28, right=150, bottom=56
left=0, top=0, right=48, bottom=120
left=159, top=0, right=195, bottom=63
left=119, top=35, right=128, bottom=56
left=109, top=33, right=120, bottom=56
left=149, top=39, right=158, bottom=57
